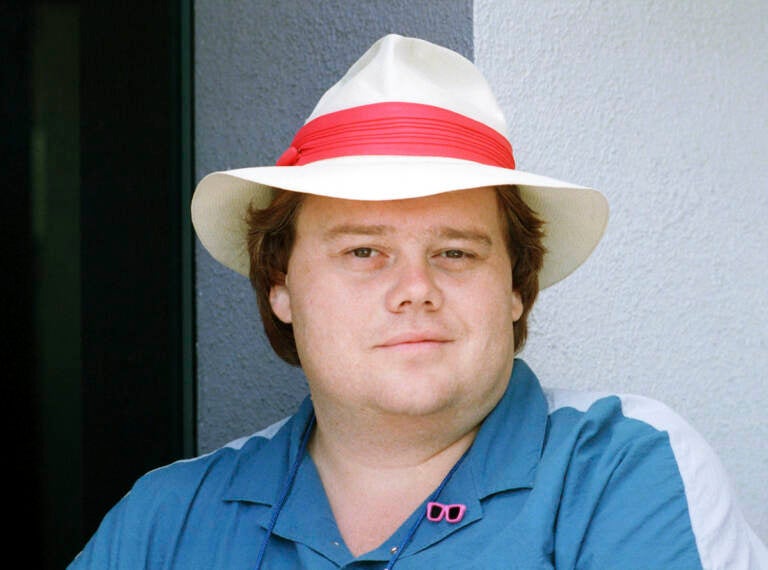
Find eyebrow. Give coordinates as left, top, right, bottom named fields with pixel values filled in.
left=322, top=224, right=390, bottom=240
left=437, top=227, right=493, bottom=246
left=322, top=224, right=493, bottom=246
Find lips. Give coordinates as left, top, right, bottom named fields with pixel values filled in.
left=376, top=332, right=453, bottom=349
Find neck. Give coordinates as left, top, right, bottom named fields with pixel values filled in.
left=306, top=402, right=484, bottom=556
left=310, top=403, right=480, bottom=470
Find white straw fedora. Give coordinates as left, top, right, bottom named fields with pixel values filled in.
left=191, top=33, right=608, bottom=289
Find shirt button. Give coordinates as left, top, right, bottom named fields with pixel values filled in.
left=332, top=541, right=341, bottom=547
left=390, top=546, right=398, bottom=554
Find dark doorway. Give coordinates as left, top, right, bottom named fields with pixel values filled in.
left=3, top=2, right=195, bottom=568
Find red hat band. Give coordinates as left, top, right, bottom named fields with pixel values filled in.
left=276, top=101, right=515, bottom=169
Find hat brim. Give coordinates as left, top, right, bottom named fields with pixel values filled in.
left=191, top=156, right=608, bottom=289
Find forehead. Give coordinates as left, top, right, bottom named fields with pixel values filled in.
left=294, top=187, right=504, bottom=237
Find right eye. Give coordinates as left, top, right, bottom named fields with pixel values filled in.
left=350, top=247, right=375, bottom=258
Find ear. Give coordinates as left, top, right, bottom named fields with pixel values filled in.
left=510, top=289, right=524, bottom=323
left=269, top=282, right=293, bottom=324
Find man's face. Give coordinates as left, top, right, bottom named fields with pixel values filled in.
left=269, top=187, right=523, bottom=421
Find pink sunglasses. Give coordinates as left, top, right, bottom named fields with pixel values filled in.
left=426, top=501, right=467, bottom=524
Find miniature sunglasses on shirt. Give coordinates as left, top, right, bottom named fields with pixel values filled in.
left=426, top=501, right=467, bottom=523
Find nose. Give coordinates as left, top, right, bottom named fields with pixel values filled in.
left=385, top=256, right=443, bottom=313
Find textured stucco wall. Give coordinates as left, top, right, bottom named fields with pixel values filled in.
left=194, top=1, right=472, bottom=453
left=475, top=0, right=767, bottom=539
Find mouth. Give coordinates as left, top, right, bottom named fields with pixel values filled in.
left=376, top=332, right=453, bottom=350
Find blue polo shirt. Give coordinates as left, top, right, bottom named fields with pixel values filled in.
left=69, top=359, right=767, bottom=569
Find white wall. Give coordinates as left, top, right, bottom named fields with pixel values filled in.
left=475, top=0, right=767, bottom=539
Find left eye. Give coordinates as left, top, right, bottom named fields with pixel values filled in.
left=441, top=250, right=468, bottom=259
left=351, top=247, right=375, bottom=258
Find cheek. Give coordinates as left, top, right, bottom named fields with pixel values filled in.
left=289, top=288, right=369, bottom=377
left=288, top=276, right=360, bottom=341
left=486, top=296, right=519, bottom=340
left=467, top=270, right=519, bottom=336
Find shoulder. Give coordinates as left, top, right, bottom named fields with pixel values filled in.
left=128, top=416, right=292, bottom=515
left=542, top=387, right=768, bottom=570
left=543, top=388, right=710, bottom=458
left=68, top=417, right=292, bottom=569
left=134, top=417, right=286, bottom=491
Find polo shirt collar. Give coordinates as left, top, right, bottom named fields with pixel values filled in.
left=467, top=358, right=548, bottom=498
left=223, top=396, right=316, bottom=507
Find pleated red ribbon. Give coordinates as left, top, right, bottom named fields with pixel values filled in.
left=276, top=102, right=515, bottom=169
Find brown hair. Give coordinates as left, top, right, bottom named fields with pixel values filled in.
left=494, top=186, right=546, bottom=352
left=246, top=185, right=546, bottom=366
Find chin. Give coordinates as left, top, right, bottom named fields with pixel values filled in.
left=367, top=373, right=468, bottom=418
left=373, top=398, right=457, bottom=419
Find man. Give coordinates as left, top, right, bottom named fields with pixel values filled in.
left=70, top=34, right=767, bottom=569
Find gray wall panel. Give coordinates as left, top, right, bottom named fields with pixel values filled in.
left=194, top=1, right=472, bottom=452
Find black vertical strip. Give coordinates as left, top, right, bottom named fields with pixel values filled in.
left=181, top=0, right=197, bottom=459
left=80, top=0, right=190, bottom=540
left=1, top=5, right=42, bottom=569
